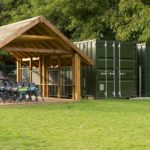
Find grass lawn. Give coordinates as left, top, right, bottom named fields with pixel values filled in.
left=1, top=99, right=150, bottom=150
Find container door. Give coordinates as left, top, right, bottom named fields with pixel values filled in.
left=117, top=43, right=121, bottom=97
left=117, top=42, right=137, bottom=97
left=112, top=42, right=116, bottom=97
left=106, top=41, right=116, bottom=97
left=137, top=44, right=143, bottom=97
left=97, top=41, right=115, bottom=98
left=97, top=41, right=106, bottom=97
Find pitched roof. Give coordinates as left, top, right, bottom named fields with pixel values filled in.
left=0, top=16, right=93, bottom=66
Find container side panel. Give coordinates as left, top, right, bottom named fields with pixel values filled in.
left=74, top=40, right=96, bottom=98
left=118, top=43, right=137, bottom=97
left=143, top=44, right=150, bottom=96
left=137, top=44, right=145, bottom=96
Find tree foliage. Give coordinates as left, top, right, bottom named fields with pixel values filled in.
left=107, top=0, right=150, bottom=42
left=0, top=0, right=150, bottom=42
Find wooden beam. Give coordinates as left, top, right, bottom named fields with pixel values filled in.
left=50, top=54, right=73, bottom=59
left=72, top=53, right=81, bottom=100
left=4, top=47, right=72, bottom=54
left=25, top=25, right=62, bottom=50
left=40, top=16, right=94, bottom=65
left=16, top=58, right=22, bottom=82
left=20, top=51, right=31, bottom=58
left=16, top=35, right=57, bottom=41
left=10, top=52, right=19, bottom=59
left=12, top=53, right=29, bottom=66
left=13, top=51, right=24, bottom=58
left=10, top=51, right=30, bottom=58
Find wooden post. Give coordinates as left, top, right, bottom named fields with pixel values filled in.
left=41, top=56, right=45, bottom=97
left=72, top=53, right=81, bottom=100
left=57, top=59, right=61, bottom=98
left=72, top=56, right=75, bottom=99
left=29, top=57, right=32, bottom=82
left=39, top=57, right=42, bottom=91
left=17, top=58, right=22, bottom=82
left=46, top=58, right=49, bottom=97
left=41, top=56, right=49, bottom=97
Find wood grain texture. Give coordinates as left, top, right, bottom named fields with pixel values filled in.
left=72, top=53, right=81, bottom=100
left=0, top=16, right=93, bottom=66
left=16, top=58, right=22, bottom=82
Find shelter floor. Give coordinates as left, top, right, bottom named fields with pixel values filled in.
left=0, top=97, right=76, bottom=106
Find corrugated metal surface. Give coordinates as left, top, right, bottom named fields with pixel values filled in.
left=75, top=40, right=96, bottom=97
left=60, top=67, right=72, bottom=97
left=48, top=67, right=72, bottom=98
left=74, top=39, right=137, bottom=98
left=137, top=43, right=150, bottom=97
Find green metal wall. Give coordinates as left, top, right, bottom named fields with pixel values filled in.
left=75, top=40, right=96, bottom=98
left=74, top=40, right=137, bottom=98
left=137, top=43, right=150, bottom=97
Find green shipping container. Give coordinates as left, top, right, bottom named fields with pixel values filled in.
left=74, top=40, right=137, bottom=98
left=137, top=43, right=150, bottom=97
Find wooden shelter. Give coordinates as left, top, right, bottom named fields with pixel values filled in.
left=0, top=16, right=93, bottom=100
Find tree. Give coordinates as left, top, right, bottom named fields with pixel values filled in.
left=0, top=0, right=33, bottom=26
left=1, top=0, right=150, bottom=42
left=50, top=0, right=119, bottom=40
left=0, top=0, right=119, bottom=40
left=107, top=0, right=150, bottom=42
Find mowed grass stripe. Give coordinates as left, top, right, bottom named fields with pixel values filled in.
left=0, top=99, right=150, bottom=150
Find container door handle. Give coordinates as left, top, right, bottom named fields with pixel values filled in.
left=108, top=72, right=115, bottom=75
left=120, top=72, right=126, bottom=76
left=100, top=72, right=106, bottom=76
